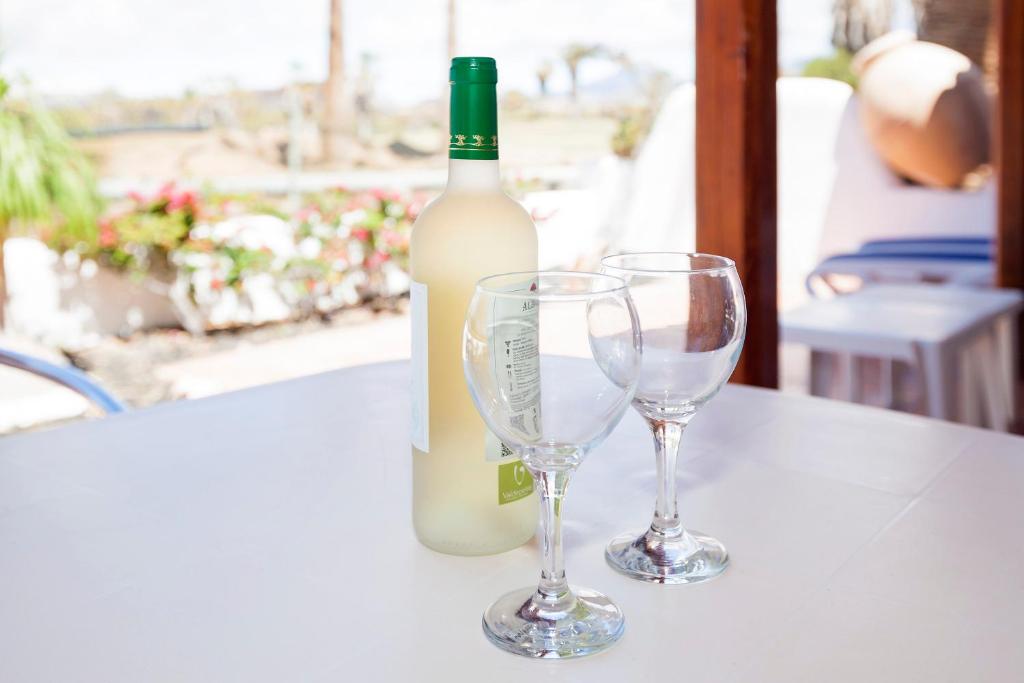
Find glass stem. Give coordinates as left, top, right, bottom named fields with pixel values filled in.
left=648, top=419, right=687, bottom=539
left=534, top=468, right=573, bottom=610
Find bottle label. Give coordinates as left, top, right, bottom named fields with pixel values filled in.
left=410, top=280, right=429, bottom=452
left=497, top=460, right=533, bottom=506
left=487, top=280, right=542, bottom=446
left=487, top=278, right=540, bottom=504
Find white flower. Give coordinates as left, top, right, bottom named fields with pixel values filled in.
left=298, top=237, right=322, bottom=260
left=348, top=241, right=365, bottom=265
left=340, top=209, right=367, bottom=227
left=211, top=215, right=297, bottom=260
left=79, top=259, right=98, bottom=279
left=190, top=224, right=213, bottom=240
left=182, top=252, right=214, bottom=269
left=62, top=250, right=81, bottom=270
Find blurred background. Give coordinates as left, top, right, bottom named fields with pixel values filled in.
left=1, top=0, right=1017, bottom=434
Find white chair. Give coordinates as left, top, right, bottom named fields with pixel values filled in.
left=782, top=284, right=1022, bottom=430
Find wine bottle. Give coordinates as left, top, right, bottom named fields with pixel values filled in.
left=409, top=57, right=538, bottom=555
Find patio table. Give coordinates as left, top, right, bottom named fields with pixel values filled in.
left=1, top=361, right=1021, bottom=681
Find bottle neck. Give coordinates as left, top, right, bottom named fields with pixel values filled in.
left=446, top=157, right=501, bottom=191
left=446, top=77, right=501, bottom=192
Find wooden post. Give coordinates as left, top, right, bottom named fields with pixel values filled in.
left=996, top=0, right=1024, bottom=404
left=322, top=0, right=345, bottom=163
left=695, top=0, right=779, bottom=388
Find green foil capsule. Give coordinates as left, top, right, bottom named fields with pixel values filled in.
left=448, top=56, right=499, bottom=161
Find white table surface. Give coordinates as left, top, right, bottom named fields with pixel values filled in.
left=782, top=284, right=1023, bottom=351
left=2, top=361, right=1022, bottom=682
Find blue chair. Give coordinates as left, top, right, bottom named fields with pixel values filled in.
left=807, top=236, right=994, bottom=296
left=857, top=236, right=994, bottom=258
left=0, top=347, right=127, bottom=415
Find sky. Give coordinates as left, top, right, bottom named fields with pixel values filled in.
left=0, top=0, right=916, bottom=105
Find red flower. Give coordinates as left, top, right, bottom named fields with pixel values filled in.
left=167, top=191, right=191, bottom=212
left=351, top=228, right=370, bottom=242
left=98, top=220, right=118, bottom=248
left=210, top=278, right=225, bottom=291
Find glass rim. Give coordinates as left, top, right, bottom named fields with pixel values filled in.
left=600, top=251, right=737, bottom=275
left=474, top=270, right=629, bottom=301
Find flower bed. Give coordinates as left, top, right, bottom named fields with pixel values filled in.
left=51, top=183, right=421, bottom=332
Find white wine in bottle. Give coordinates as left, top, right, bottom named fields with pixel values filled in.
left=410, top=57, right=538, bottom=555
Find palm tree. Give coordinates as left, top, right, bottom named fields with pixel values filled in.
left=0, top=79, right=102, bottom=328
left=831, top=0, right=892, bottom=53
left=913, top=0, right=991, bottom=67
left=440, top=0, right=458, bottom=148
left=562, top=44, right=602, bottom=102
left=447, top=0, right=457, bottom=63
left=322, top=0, right=345, bottom=162
left=536, top=61, right=552, bottom=97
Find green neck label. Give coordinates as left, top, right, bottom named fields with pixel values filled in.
left=449, top=58, right=498, bottom=160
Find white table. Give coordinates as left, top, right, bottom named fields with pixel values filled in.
left=2, top=362, right=1022, bottom=682
left=783, top=284, right=1022, bottom=429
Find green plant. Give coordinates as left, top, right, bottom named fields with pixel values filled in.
left=0, top=77, right=102, bottom=326
left=611, top=108, right=653, bottom=158
left=60, top=185, right=420, bottom=326
left=97, top=183, right=202, bottom=276
left=802, top=49, right=859, bottom=88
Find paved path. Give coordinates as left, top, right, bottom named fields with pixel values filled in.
left=154, top=314, right=410, bottom=398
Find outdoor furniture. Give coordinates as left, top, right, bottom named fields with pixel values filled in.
left=0, top=347, right=126, bottom=415
left=1, top=361, right=1021, bottom=680
left=782, top=284, right=1022, bottom=430
left=807, top=237, right=995, bottom=295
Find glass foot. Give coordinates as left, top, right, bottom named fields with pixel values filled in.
left=605, top=528, right=729, bottom=584
left=482, top=585, right=624, bottom=659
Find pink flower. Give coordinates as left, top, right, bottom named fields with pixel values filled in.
left=346, top=195, right=372, bottom=211
left=98, top=220, right=118, bottom=248
left=128, top=190, right=145, bottom=204
left=365, top=251, right=389, bottom=269
left=382, top=230, right=406, bottom=247
left=221, top=199, right=243, bottom=216
left=406, top=200, right=424, bottom=220
left=351, top=228, right=370, bottom=242
left=157, top=182, right=177, bottom=200
left=210, top=278, right=225, bottom=291
left=167, top=189, right=197, bottom=212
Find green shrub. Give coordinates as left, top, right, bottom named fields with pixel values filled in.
left=802, top=50, right=858, bottom=88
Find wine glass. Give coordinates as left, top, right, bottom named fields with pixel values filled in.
left=463, top=271, right=642, bottom=658
left=600, top=253, right=746, bottom=584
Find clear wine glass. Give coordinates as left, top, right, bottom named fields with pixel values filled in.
left=600, top=253, right=746, bottom=584
left=463, top=271, right=642, bottom=658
